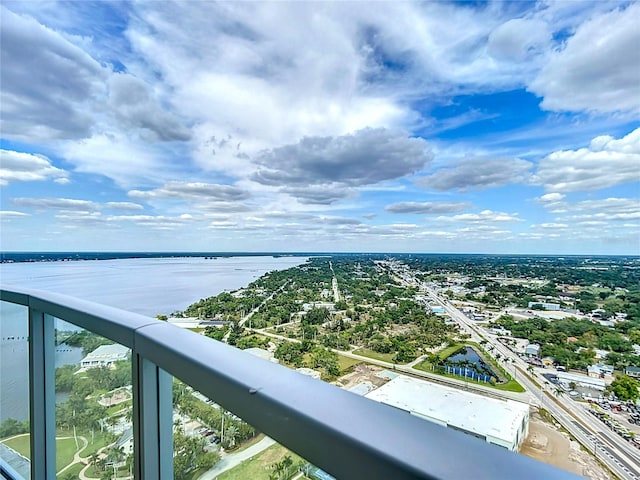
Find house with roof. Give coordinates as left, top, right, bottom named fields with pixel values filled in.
left=541, top=356, right=555, bottom=367
left=524, top=344, right=540, bottom=357
left=588, top=363, right=614, bottom=383
left=625, top=366, right=640, bottom=379
left=80, top=344, right=129, bottom=369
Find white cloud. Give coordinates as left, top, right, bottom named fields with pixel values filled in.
left=535, top=192, right=565, bottom=203
left=12, top=197, right=97, bottom=211
left=419, top=158, right=532, bottom=192
left=435, top=210, right=523, bottom=224
left=105, top=202, right=144, bottom=211
left=533, top=223, right=569, bottom=229
left=532, top=128, right=640, bottom=192
left=251, top=128, right=431, bottom=204
left=59, top=133, right=179, bottom=187
left=568, top=197, right=639, bottom=215
left=107, top=73, right=190, bottom=142
left=0, top=210, right=30, bottom=218
left=487, top=18, right=550, bottom=62
left=129, top=181, right=250, bottom=203
left=385, top=201, right=471, bottom=214
left=55, top=211, right=104, bottom=226
left=530, top=3, right=640, bottom=114
left=0, top=6, right=107, bottom=141
left=0, top=149, right=69, bottom=186
left=106, top=214, right=192, bottom=230
left=560, top=212, right=640, bottom=222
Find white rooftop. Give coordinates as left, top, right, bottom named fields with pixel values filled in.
left=83, top=344, right=129, bottom=360
left=296, top=367, right=321, bottom=379
left=365, top=375, right=529, bottom=444
left=244, top=347, right=273, bottom=360
left=244, top=347, right=279, bottom=363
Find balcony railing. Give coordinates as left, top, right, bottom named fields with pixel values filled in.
left=0, top=286, right=581, bottom=480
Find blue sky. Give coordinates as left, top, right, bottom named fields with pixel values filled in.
left=1, top=0, right=639, bottom=254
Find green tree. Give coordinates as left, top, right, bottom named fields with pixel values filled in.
left=55, top=364, right=77, bottom=392
left=304, top=307, right=331, bottom=325
left=0, top=418, right=29, bottom=438
left=310, top=347, right=340, bottom=377
left=173, top=427, right=219, bottom=480
left=225, top=424, right=239, bottom=448
left=274, top=342, right=304, bottom=366
left=606, top=375, right=640, bottom=402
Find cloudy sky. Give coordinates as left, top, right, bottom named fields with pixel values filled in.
left=1, top=1, right=639, bottom=254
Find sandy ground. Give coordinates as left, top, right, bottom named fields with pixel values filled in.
left=336, top=364, right=388, bottom=389
left=521, top=412, right=611, bottom=480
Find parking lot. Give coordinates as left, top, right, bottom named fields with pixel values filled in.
left=586, top=400, right=640, bottom=450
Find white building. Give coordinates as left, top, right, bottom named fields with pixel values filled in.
left=244, top=347, right=279, bottom=364
left=528, top=302, right=561, bottom=311
left=556, top=371, right=606, bottom=391
left=80, top=344, right=129, bottom=369
left=524, top=344, right=540, bottom=357
left=296, top=367, right=321, bottom=379
left=302, top=302, right=335, bottom=312
left=587, top=363, right=614, bottom=383
left=365, top=375, right=529, bottom=451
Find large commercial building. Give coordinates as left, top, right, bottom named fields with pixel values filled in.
left=365, top=375, right=530, bottom=451
left=556, top=371, right=606, bottom=391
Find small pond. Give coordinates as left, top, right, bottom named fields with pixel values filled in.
left=442, top=346, right=498, bottom=381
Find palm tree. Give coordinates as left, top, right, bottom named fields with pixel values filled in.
left=225, top=425, right=239, bottom=448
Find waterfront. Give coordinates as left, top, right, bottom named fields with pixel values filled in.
left=444, top=346, right=498, bottom=380
left=0, top=255, right=307, bottom=421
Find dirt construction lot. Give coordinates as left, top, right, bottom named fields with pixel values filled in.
left=521, top=412, right=611, bottom=480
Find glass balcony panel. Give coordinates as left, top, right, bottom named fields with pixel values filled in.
left=172, top=379, right=323, bottom=480
left=0, top=301, right=30, bottom=479
left=54, top=320, right=133, bottom=479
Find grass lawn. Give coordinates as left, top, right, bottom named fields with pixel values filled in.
left=436, top=344, right=463, bottom=360
left=1, top=434, right=29, bottom=458
left=413, top=360, right=435, bottom=373
left=492, top=379, right=526, bottom=393
left=58, top=461, right=84, bottom=477
left=75, top=430, right=115, bottom=457
left=352, top=348, right=397, bottom=363
left=217, top=443, right=305, bottom=480
left=1, top=434, right=78, bottom=471
left=336, top=354, right=361, bottom=373
left=106, top=403, right=130, bottom=416
left=232, top=433, right=265, bottom=453
left=55, top=437, right=79, bottom=470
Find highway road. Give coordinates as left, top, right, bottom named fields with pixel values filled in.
left=387, top=263, right=640, bottom=480
left=329, top=261, right=340, bottom=302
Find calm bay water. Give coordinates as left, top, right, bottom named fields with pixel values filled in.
left=0, top=255, right=306, bottom=421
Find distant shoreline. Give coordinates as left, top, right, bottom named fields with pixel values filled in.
left=1, top=251, right=638, bottom=264
left=0, top=252, right=311, bottom=263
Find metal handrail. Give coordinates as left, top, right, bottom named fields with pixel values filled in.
left=0, top=286, right=581, bottom=479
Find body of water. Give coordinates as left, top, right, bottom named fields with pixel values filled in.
left=444, top=346, right=498, bottom=380
left=0, top=255, right=307, bottom=422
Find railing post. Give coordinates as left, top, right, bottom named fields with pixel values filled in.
left=132, top=354, right=173, bottom=479
left=28, top=309, right=55, bottom=480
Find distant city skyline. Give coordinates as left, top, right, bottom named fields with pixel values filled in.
left=1, top=1, right=639, bottom=254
